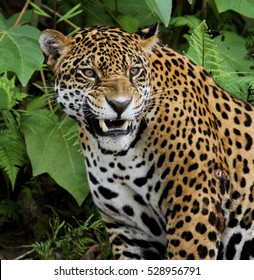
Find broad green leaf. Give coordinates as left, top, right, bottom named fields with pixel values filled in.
left=118, top=15, right=140, bottom=33
left=214, top=0, right=254, bottom=19
left=84, top=0, right=157, bottom=27
left=0, top=11, right=34, bottom=28
left=213, top=31, right=254, bottom=96
left=0, top=25, right=44, bottom=86
left=0, top=19, right=6, bottom=30
left=145, top=0, right=172, bottom=27
left=114, top=0, right=159, bottom=26
left=21, top=109, right=89, bottom=205
left=214, top=31, right=252, bottom=72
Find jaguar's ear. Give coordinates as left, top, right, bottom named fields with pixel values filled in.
left=39, top=29, right=70, bottom=71
left=136, top=23, right=159, bottom=53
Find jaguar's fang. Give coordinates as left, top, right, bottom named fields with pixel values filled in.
left=98, top=119, right=132, bottom=133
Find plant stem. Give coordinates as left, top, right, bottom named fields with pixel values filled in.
left=14, top=0, right=31, bottom=26
left=40, top=70, right=53, bottom=112
left=41, top=4, right=78, bottom=29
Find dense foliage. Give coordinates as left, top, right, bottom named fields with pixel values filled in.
left=0, top=0, right=254, bottom=259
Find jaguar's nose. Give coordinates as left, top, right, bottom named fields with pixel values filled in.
left=106, top=97, right=132, bottom=118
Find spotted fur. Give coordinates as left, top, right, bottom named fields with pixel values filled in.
left=39, top=25, right=254, bottom=259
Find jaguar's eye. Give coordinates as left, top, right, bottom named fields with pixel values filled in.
left=82, top=68, right=97, bottom=78
left=130, top=67, right=141, bottom=77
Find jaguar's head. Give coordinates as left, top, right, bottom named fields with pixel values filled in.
left=39, top=25, right=158, bottom=151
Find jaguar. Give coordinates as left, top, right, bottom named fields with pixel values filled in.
left=39, top=24, right=254, bottom=259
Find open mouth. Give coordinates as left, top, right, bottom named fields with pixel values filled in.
left=89, top=119, right=133, bottom=136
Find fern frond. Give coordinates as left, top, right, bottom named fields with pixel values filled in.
left=185, top=21, right=254, bottom=97
left=186, top=20, right=220, bottom=68
left=170, top=15, right=201, bottom=29
left=0, top=128, right=26, bottom=189
left=0, top=73, right=28, bottom=110
left=0, top=199, right=21, bottom=225
left=30, top=241, right=53, bottom=260
left=0, top=75, right=27, bottom=189
left=243, top=30, right=254, bottom=49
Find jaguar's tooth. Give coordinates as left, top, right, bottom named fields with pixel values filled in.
left=120, top=120, right=132, bottom=130
left=121, top=120, right=129, bottom=130
left=99, top=119, right=103, bottom=128
left=102, top=122, right=109, bottom=132
left=99, top=119, right=109, bottom=132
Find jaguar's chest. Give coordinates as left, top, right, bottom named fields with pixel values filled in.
left=84, top=145, right=166, bottom=239
left=86, top=148, right=160, bottom=205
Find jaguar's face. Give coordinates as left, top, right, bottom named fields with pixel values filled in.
left=40, top=26, right=158, bottom=151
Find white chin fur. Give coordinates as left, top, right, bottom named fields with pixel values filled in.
left=97, top=134, right=134, bottom=152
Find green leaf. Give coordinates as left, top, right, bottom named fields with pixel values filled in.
left=84, top=0, right=157, bottom=28
left=214, top=0, right=254, bottom=19
left=0, top=11, right=34, bottom=28
left=186, top=21, right=254, bottom=96
left=213, top=31, right=254, bottom=95
left=0, top=87, right=9, bottom=110
left=186, top=20, right=217, bottom=68
left=170, top=15, right=201, bottom=29
left=26, top=95, right=48, bottom=111
left=0, top=111, right=26, bottom=189
left=145, top=0, right=172, bottom=27
left=0, top=19, right=6, bottom=31
left=0, top=73, right=28, bottom=110
left=57, top=4, right=83, bottom=23
left=118, top=15, right=140, bottom=33
left=214, top=31, right=252, bottom=72
left=0, top=199, right=21, bottom=223
left=0, top=75, right=27, bottom=188
left=0, top=131, right=26, bottom=189
left=30, top=2, right=51, bottom=18
left=0, top=25, right=44, bottom=86
left=115, top=0, right=158, bottom=26
left=21, top=109, right=89, bottom=205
